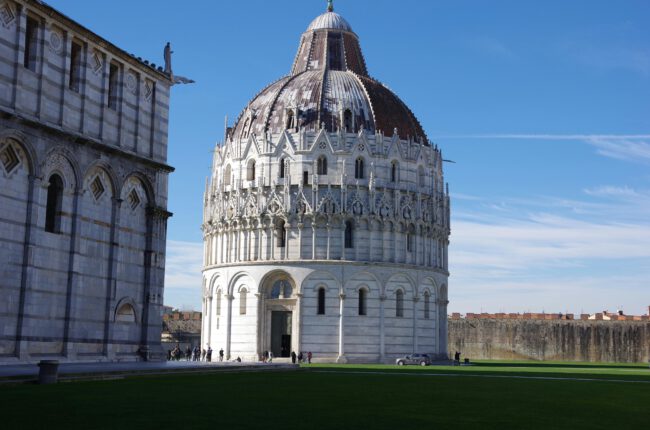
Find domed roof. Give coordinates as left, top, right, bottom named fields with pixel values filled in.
left=307, top=11, right=353, bottom=33
left=230, top=2, right=429, bottom=145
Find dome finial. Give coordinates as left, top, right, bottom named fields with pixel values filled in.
left=327, top=0, right=334, bottom=12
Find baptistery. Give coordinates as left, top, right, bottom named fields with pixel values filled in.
left=201, top=2, right=450, bottom=363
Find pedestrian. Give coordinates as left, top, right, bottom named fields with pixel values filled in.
left=454, top=351, right=460, bottom=366
left=263, top=350, right=269, bottom=363
left=194, top=346, right=200, bottom=361
left=201, top=348, right=206, bottom=362
left=185, top=346, right=192, bottom=361
left=268, top=351, right=273, bottom=363
left=167, top=349, right=172, bottom=361
left=219, top=348, right=224, bottom=362
left=207, top=346, right=213, bottom=362
left=298, top=351, right=303, bottom=363
left=291, top=351, right=297, bottom=364
left=307, top=351, right=312, bottom=364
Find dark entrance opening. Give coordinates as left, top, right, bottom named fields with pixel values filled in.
left=271, top=311, right=292, bottom=358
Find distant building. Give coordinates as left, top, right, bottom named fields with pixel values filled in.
left=201, top=3, right=450, bottom=363
left=0, top=0, right=174, bottom=363
left=162, top=311, right=201, bottom=349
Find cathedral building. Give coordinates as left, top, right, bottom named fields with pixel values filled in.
left=0, top=0, right=173, bottom=362
left=202, top=2, right=450, bottom=363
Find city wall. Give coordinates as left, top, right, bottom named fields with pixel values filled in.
left=448, top=314, right=650, bottom=363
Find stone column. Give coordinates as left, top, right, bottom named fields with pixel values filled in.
left=63, top=187, right=82, bottom=358
left=15, top=175, right=38, bottom=359
left=102, top=196, right=121, bottom=359
left=255, top=293, right=262, bottom=360
left=284, top=222, right=290, bottom=261
left=297, top=223, right=304, bottom=260
left=206, top=297, right=213, bottom=348
left=438, top=299, right=449, bottom=359
left=412, top=297, right=420, bottom=353
left=225, top=294, right=234, bottom=360
left=311, top=221, right=316, bottom=260
left=337, top=293, right=347, bottom=363
left=340, top=220, right=346, bottom=260
left=379, top=294, right=386, bottom=363
left=294, top=293, right=303, bottom=354
left=270, top=220, right=276, bottom=260
left=326, top=224, right=331, bottom=260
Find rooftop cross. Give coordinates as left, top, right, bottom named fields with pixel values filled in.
left=327, top=0, right=334, bottom=12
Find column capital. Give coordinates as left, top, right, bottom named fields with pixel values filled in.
left=339, top=293, right=346, bottom=300
left=379, top=295, right=387, bottom=302
left=225, top=294, right=234, bottom=300
left=412, top=297, right=420, bottom=303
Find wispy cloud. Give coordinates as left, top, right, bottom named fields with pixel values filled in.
left=164, top=240, right=203, bottom=310
left=585, top=138, right=650, bottom=164
left=450, top=186, right=650, bottom=315
left=430, top=133, right=650, bottom=164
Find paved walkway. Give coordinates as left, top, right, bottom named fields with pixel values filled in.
left=0, top=360, right=298, bottom=382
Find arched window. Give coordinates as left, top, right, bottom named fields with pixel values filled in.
left=396, top=290, right=404, bottom=318
left=354, top=157, right=364, bottom=179
left=286, top=110, right=295, bottom=130
left=247, top=159, right=256, bottom=181
left=116, top=304, right=136, bottom=323
left=317, top=156, right=328, bottom=175
left=418, top=165, right=425, bottom=187
left=216, top=290, right=222, bottom=316
left=343, top=109, right=353, bottom=132
left=424, top=292, right=430, bottom=319
left=317, top=287, right=326, bottom=315
left=391, top=161, right=398, bottom=183
left=344, top=220, right=354, bottom=249
left=239, top=289, right=247, bottom=315
left=358, top=289, right=367, bottom=316
left=224, top=164, right=232, bottom=187
left=45, top=174, right=64, bottom=233
left=276, top=219, right=286, bottom=248
left=279, top=158, right=286, bottom=179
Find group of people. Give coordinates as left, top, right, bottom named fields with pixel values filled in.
left=167, top=345, right=225, bottom=363
left=291, top=351, right=312, bottom=364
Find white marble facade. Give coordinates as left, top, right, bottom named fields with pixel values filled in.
left=202, top=5, right=450, bottom=363
left=0, top=0, right=173, bottom=363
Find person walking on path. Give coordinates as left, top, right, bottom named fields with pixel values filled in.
left=185, top=346, right=192, bottom=361
left=291, top=351, right=297, bottom=364
left=268, top=351, right=273, bottom=363
left=207, top=347, right=213, bottom=362
left=201, top=348, right=206, bottom=362
left=298, top=351, right=303, bottom=363
left=307, top=351, right=312, bottom=364
left=219, top=348, right=224, bottom=362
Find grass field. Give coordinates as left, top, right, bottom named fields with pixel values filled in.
left=1, top=361, right=648, bottom=430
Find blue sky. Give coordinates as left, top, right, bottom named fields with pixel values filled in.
left=48, top=0, right=650, bottom=314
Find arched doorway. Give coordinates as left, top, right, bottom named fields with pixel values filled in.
left=259, top=272, right=298, bottom=358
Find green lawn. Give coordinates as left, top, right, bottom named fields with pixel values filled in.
left=2, top=361, right=649, bottom=430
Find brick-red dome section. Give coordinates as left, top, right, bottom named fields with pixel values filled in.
left=231, top=10, right=429, bottom=145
